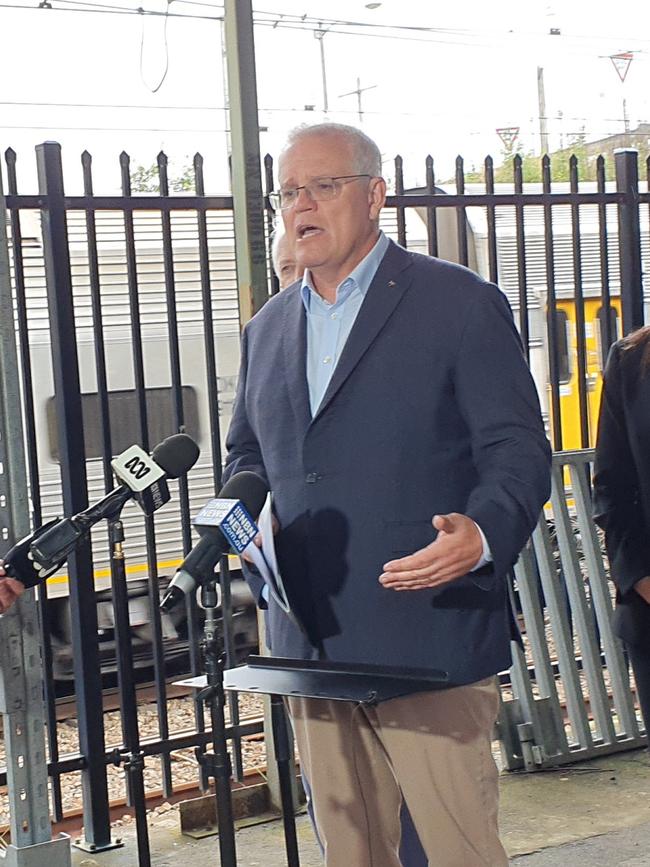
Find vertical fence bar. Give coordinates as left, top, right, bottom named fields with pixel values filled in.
left=484, top=156, right=498, bottom=285
left=542, top=155, right=563, bottom=450
left=550, top=461, right=615, bottom=745
left=36, top=141, right=113, bottom=849
left=394, top=155, right=406, bottom=248
left=596, top=156, right=614, bottom=354
left=513, top=155, right=530, bottom=360
left=568, top=456, right=639, bottom=738
left=615, top=148, right=644, bottom=334
left=82, top=152, right=113, bottom=488
left=454, top=156, right=469, bottom=266
left=119, top=153, right=177, bottom=797
left=264, top=154, right=280, bottom=296
left=569, top=155, right=590, bottom=447
left=194, top=154, right=244, bottom=781
left=424, top=155, right=438, bottom=258
left=531, top=519, right=592, bottom=748
left=189, top=154, right=212, bottom=792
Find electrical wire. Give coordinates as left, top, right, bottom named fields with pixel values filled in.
left=1, top=0, right=649, bottom=53
left=139, top=0, right=172, bottom=93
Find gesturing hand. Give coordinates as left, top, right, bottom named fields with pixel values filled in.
left=379, top=513, right=483, bottom=591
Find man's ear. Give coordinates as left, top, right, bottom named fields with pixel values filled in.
left=368, top=177, right=387, bottom=221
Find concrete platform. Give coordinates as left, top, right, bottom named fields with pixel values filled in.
left=67, top=748, right=650, bottom=866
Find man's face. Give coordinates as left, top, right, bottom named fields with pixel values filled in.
left=278, top=133, right=385, bottom=293
left=275, top=234, right=300, bottom=290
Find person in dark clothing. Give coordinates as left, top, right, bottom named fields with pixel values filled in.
left=594, top=325, right=650, bottom=729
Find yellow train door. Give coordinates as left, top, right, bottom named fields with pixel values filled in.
left=549, top=298, right=621, bottom=449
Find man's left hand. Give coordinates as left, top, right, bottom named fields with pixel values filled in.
left=379, top=513, right=483, bottom=591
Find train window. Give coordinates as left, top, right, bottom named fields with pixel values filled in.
left=596, top=306, right=620, bottom=370
left=554, top=310, right=571, bottom=384
left=46, top=386, right=201, bottom=462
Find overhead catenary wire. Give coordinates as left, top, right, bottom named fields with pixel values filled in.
left=0, top=0, right=649, bottom=53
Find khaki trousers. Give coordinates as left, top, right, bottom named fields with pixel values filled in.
left=288, top=678, right=507, bottom=867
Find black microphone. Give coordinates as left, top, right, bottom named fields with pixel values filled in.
left=3, top=434, right=199, bottom=587
left=159, top=471, right=268, bottom=613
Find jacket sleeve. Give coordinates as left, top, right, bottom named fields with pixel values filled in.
left=454, top=284, right=552, bottom=584
left=593, top=343, right=650, bottom=597
left=222, top=325, right=268, bottom=607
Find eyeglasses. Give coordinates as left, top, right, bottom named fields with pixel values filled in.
left=269, top=175, right=372, bottom=210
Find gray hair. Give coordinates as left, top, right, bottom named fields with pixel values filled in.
left=281, top=123, right=382, bottom=177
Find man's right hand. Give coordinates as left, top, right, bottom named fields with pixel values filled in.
left=241, top=515, right=280, bottom=564
left=0, top=561, right=25, bottom=614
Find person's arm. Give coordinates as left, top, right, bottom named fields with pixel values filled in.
left=593, top=343, right=650, bottom=600
left=381, top=284, right=551, bottom=592
left=222, top=326, right=270, bottom=607
left=0, top=561, right=25, bottom=614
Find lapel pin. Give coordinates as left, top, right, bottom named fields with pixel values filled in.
left=388, top=280, right=396, bottom=287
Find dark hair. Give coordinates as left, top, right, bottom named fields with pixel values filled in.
left=621, top=324, right=650, bottom=370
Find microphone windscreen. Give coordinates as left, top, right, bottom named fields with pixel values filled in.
left=152, top=434, right=200, bottom=478
left=218, top=471, right=268, bottom=516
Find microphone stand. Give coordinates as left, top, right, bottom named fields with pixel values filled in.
left=106, top=511, right=152, bottom=867
left=195, top=578, right=237, bottom=867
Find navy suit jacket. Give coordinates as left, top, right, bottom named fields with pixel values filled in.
left=224, top=239, right=551, bottom=685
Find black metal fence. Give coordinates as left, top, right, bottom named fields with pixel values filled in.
left=1, top=141, right=649, bottom=844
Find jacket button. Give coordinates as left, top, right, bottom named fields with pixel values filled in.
left=305, top=472, right=318, bottom=484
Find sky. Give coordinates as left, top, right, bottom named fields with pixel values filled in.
left=1, top=0, right=649, bottom=192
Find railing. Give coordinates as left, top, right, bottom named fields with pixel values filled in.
left=501, top=450, right=646, bottom=771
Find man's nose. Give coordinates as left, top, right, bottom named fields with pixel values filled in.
left=294, top=185, right=315, bottom=210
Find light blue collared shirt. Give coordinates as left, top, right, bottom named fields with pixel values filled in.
left=301, top=232, right=390, bottom=415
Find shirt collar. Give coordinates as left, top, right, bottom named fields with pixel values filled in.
left=300, top=231, right=389, bottom=311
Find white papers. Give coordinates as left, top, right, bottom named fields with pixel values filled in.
left=241, top=492, right=291, bottom=613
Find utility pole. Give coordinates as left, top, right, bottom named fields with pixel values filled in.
left=224, top=0, right=268, bottom=324
left=314, top=24, right=329, bottom=114
left=537, top=66, right=550, bottom=155
left=339, top=77, right=377, bottom=124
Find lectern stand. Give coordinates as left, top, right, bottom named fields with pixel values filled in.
left=223, top=656, right=449, bottom=867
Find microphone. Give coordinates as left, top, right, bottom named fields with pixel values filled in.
left=159, top=471, right=269, bottom=613
left=3, top=434, right=199, bottom=587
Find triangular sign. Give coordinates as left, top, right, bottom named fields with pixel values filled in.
left=610, top=52, right=633, bottom=83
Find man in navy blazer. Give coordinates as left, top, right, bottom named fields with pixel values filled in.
left=224, top=123, right=551, bottom=866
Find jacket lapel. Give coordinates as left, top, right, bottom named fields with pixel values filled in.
left=282, top=285, right=312, bottom=432
left=312, top=240, right=414, bottom=423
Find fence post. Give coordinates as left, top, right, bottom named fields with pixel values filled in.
left=614, top=148, right=644, bottom=334
left=35, top=142, right=115, bottom=851
left=1, top=142, right=73, bottom=867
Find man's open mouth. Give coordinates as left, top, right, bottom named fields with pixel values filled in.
left=297, top=225, right=321, bottom=239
